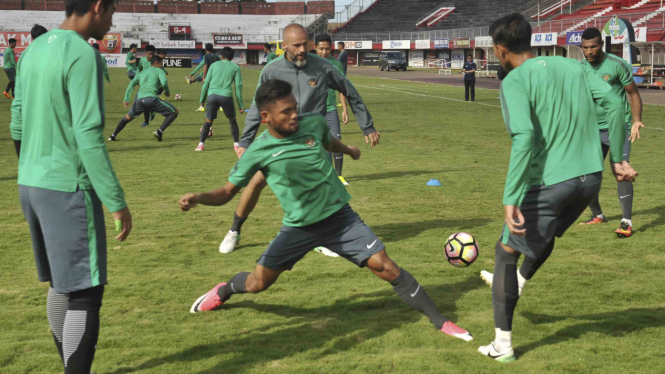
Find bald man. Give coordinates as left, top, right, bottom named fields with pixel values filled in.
left=218, top=24, right=380, bottom=254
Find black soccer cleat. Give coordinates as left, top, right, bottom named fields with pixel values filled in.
left=108, top=135, right=116, bottom=141
left=153, top=130, right=163, bottom=142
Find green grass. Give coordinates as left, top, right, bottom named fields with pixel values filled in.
left=1, top=67, right=665, bottom=373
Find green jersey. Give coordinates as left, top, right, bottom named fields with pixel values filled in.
left=101, top=55, right=110, bottom=83
left=10, top=29, right=126, bottom=212
left=326, top=55, right=345, bottom=112
left=4, top=46, right=16, bottom=70
left=190, top=61, right=204, bottom=77
left=267, top=52, right=278, bottom=63
left=126, top=51, right=137, bottom=72
left=199, top=60, right=244, bottom=108
left=229, top=113, right=350, bottom=227
left=581, top=53, right=634, bottom=128
left=124, top=67, right=169, bottom=102
left=138, top=56, right=151, bottom=72
left=500, top=56, right=625, bottom=206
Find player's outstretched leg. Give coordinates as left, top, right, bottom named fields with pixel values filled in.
left=229, top=117, right=240, bottom=150
left=615, top=180, right=634, bottom=237
left=62, top=285, right=104, bottom=373
left=154, top=110, right=178, bottom=142
left=197, top=119, right=214, bottom=151
left=365, top=250, right=473, bottom=342
left=220, top=172, right=267, bottom=254
left=108, top=115, right=135, bottom=141
left=580, top=195, right=607, bottom=225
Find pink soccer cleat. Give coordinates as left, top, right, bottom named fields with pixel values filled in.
left=440, top=321, right=473, bottom=341
left=195, top=144, right=204, bottom=152
left=190, top=282, right=226, bottom=313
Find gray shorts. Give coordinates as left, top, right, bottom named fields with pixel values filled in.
left=127, top=70, right=136, bottom=80
left=325, top=110, right=341, bottom=140
left=128, top=97, right=176, bottom=118
left=19, top=185, right=108, bottom=294
left=500, top=172, right=602, bottom=259
left=258, top=204, right=385, bottom=271
left=4, top=67, right=16, bottom=82
left=205, top=94, right=235, bottom=121
left=599, top=123, right=631, bottom=162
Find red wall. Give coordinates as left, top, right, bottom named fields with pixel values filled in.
left=201, top=2, right=239, bottom=14
left=242, top=2, right=275, bottom=15
left=307, top=1, right=334, bottom=14
left=0, top=0, right=22, bottom=9
left=275, top=2, right=305, bottom=15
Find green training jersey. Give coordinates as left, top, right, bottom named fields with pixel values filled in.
left=126, top=51, right=137, bottom=72
left=326, top=55, right=345, bottom=112
left=228, top=113, right=350, bottom=227
left=190, top=61, right=203, bottom=76
left=199, top=60, right=244, bottom=108
left=500, top=56, right=625, bottom=206
left=267, top=52, right=278, bottom=63
left=4, top=46, right=16, bottom=70
left=138, top=56, right=151, bottom=72
left=101, top=55, right=110, bottom=83
left=9, top=29, right=126, bottom=212
left=581, top=53, right=634, bottom=128
left=124, top=67, right=169, bottom=102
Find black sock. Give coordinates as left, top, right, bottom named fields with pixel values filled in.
left=492, top=241, right=521, bottom=331
left=200, top=122, right=212, bottom=144
left=143, top=111, right=150, bottom=124
left=588, top=194, right=603, bottom=217
left=617, top=180, right=633, bottom=220
left=63, top=286, right=104, bottom=374
left=217, top=272, right=250, bottom=302
left=112, top=117, right=131, bottom=137
left=391, top=268, right=448, bottom=330
left=231, top=213, right=246, bottom=234
left=159, top=112, right=178, bottom=132
left=4, top=81, right=10, bottom=93
left=47, top=287, right=68, bottom=363
left=229, top=118, right=240, bottom=143
left=519, top=239, right=554, bottom=280
left=334, top=153, right=343, bottom=176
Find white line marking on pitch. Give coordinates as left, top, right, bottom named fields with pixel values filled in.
left=355, top=84, right=502, bottom=108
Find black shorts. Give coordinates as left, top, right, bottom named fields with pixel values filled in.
left=128, top=97, right=176, bottom=118
left=4, top=67, right=16, bottom=82
left=205, top=94, right=236, bottom=121
left=257, top=204, right=385, bottom=271
left=325, top=110, right=341, bottom=140
left=599, top=123, right=631, bottom=162
left=127, top=70, right=136, bottom=80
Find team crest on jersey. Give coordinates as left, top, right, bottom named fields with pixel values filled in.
left=305, top=137, right=316, bottom=147
left=307, top=78, right=317, bottom=88
left=103, top=35, right=119, bottom=53
left=603, top=74, right=610, bottom=81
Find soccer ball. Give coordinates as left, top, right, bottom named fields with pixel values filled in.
left=444, top=232, right=479, bottom=267
left=175, top=94, right=182, bottom=101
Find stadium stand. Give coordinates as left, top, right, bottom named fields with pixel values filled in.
left=416, top=4, right=456, bottom=28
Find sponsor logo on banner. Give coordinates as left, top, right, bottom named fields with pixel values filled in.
left=453, top=38, right=470, bottom=48
left=163, top=56, right=192, bottom=68
left=566, top=31, right=583, bottom=45
left=151, top=40, right=195, bottom=49
left=101, top=54, right=127, bottom=68
left=336, top=41, right=372, bottom=50
left=474, top=36, right=493, bottom=47
left=635, top=27, right=647, bottom=42
left=602, top=15, right=636, bottom=45
left=213, top=34, right=247, bottom=49
left=433, top=39, right=449, bottom=49
left=415, top=40, right=430, bottom=49
left=88, top=33, right=122, bottom=53
left=531, top=32, right=557, bottom=46
left=382, top=40, right=410, bottom=49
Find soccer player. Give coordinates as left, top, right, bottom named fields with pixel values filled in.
left=337, top=41, right=348, bottom=74
left=109, top=55, right=178, bottom=142
left=179, top=79, right=473, bottom=343
left=218, top=24, right=379, bottom=254
left=193, top=43, right=221, bottom=112
left=186, top=48, right=212, bottom=85
left=264, top=42, right=278, bottom=63
left=92, top=43, right=111, bottom=85
left=578, top=27, right=645, bottom=238
left=3, top=38, right=16, bottom=99
left=126, top=43, right=138, bottom=79
left=315, top=34, right=350, bottom=185
left=157, top=49, right=169, bottom=76
left=196, top=47, right=244, bottom=152
left=31, top=24, right=48, bottom=40
left=477, top=13, right=637, bottom=362
left=138, top=44, right=155, bottom=72
left=10, top=0, right=132, bottom=372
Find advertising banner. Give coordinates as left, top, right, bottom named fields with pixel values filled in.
left=531, top=32, right=557, bottom=46
left=151, top=40, right=196, bottom=49
left=453, top=38, right=470, bottom=48
left=382, top=40, right=410, bottom=50
left=122, top=38, right=141, bottom=48
left=433, top=39, right=449, bottom=49
left=163, top=56, right=192, bottom=68
left=566, top=31, right=583, bottom=45
left=474, top=36, right=493, bottom=48
left=88, top=33, right=123, bottom=54
left=101, top=54, right=127, bottom=68
left=415, top=39, right=430, bottom=49
left=336, top=41, right=373, bottom=50
left=213, top=34, right=247, bottom=49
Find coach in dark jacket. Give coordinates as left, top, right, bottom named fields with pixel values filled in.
left=462, top=55, right=476, bottom=101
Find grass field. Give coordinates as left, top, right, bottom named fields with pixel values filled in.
left=1, top=66, right=665, bottom=374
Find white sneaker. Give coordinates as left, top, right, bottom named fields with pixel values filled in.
left=480, top=270, right=524, bottom=296
left=478, top=342, right=515, bottom=362
left=314, top=246, right=339, bottom=257
left=196, top=106, right=205, bottom=112
left=219, top=231, right=240, bottom=254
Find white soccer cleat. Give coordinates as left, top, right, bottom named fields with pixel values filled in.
left=314, top=246, right=340, bottom=257
left=478, top=342, right=515, bottom=362
left=219, top=230, right=240, bottom=254
left=185, top=76, right=191, bottom=85
left=196, top=106, right=205, bottom=112
left=480, top=270, right=524, bottom=296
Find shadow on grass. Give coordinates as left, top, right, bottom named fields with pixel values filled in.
left=348, top=170, right=456, bottom=182
left=372, top=218, right=492, bottom=243
left=606, top=204, right=665, bottom=233
left=0, top=175, right=17, bottom=182
left=107, top=277, right=484, bottom=374
left=108, top=144, right=177, bottom=152
left=518, top=307, right=665, bottom=356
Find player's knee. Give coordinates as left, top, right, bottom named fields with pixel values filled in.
left=173, top=110, right=179, bottom=117
left=125, top=115, right=133, bottom=121
left=68, top=285, right=104, bottom=311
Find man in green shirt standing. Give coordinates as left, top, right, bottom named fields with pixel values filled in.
left=196, top=47, right=244, bottom=151
left=579, top=27, right=645, bottom=238
left=179, top=79, right=473, bottom=343
left=138, top=44, right=154, bottom=72
left=264, top=42, right=278, bottom=63
left=477, top=13, right=637, bottom=362
left=126, top=43, right=138, bottom=79
left=10, top=0, right=132, bottom=372
left=92, top=43, right=111, bottom=85
left=109, top=55, right=179, bottom=142
left=3, top=38, right=16, bottom=99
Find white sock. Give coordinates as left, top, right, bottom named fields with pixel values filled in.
left=198, top=142, right=204, bottom=146
left=517, top=270, right=528, bottom=295
left=622, top=218, right=633, bottom=227
left=234, top=142, right=239, bottom=147
left=597, top=214, right=605, bottom=219
left=495, top=328, right=512, bottom=350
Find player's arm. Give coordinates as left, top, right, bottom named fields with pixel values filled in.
left=324, top=137, right=361, bottom=160
left=234, top=67, right=244, bottom=110
left=190, top=61, right=203, bottom=77
left=199, top=70, right=211, bottom=104
left=624, top=82, right=644, bottom=142
left=123, top=75, right=139, bottom=103
left=159, top=70, right=170, bottom=96
left=127, top=52, right=136, bottom=64
left=103, top=60, right=111, bottom=84
left=203, top=61, right=209, bottom=81
left=10, top=54, right=23, bottom=157
left=238, top=68, right=269, bottom=150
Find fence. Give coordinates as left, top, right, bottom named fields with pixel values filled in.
left=534, top=9, right=665, bottom=34
left=332, top=27, right=489, bottom=43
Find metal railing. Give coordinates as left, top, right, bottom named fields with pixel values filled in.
left=524, top=0, right=597, bottom=25
left=332, top=0, right=380, bottom=25
left=533, top=8, right=665, bottom=34
left=332, top=26, right=489, bottom=43
left=415, top=3, right=455, bottom=27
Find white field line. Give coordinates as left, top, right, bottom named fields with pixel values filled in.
left=354, top=84, right=502, bottom=109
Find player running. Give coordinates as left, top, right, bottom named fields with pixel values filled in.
left=191, top=43, right=222, bottom=112
left=3, top=38, right=16, bottom=99
left=10, top=0, right=132, bottom=372
left=578, top=27, right=645, bottom=238
left=92, top=43, right=111, bottom=85
left=108, top=55, right=178, bottom=142
left=179, top=78, right=472, bottom=342
left=126, top=43, right=138, bottom=79
left=186, top=46, right=214, bottom=86
left=315, top=34, right=350, bottom=185
left=196, top=47, right=244, bottom=152
left=218, top=24, right=379, bottom=255
left=477, top=13, right=638, bottom=362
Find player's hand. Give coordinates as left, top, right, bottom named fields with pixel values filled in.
left=630, top=121, right=645, bottom=143
left=178, top=193, right=198, bottom=211
left=611, top=162, right=638, bottom=182
left=123, top=101, right=129, bottom=107
left=235, top=146, right=246, bottom=159
left=503, top=205, right=526, bottom=236
left=239, top=108, right=245, bottom=114
left=365, top=131, right=380, bottom=147
left=112, top=207, right=132, bottom=242
left=342, top=110, right=349, bottom=125
left=347, top=145, right=361, bottom=160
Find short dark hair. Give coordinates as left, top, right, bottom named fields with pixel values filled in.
left=205, top=43, right=213, bottom=52
left=467, top=55, right=473, bottom=58
left=337, top=41, right=344, bottom=46
left=582, top=27, right=602, bottom=42
left=92, top=43, right=100, bottom=51
left=151, top=55, right=163, bottom=65
left=145, top=45, right=156, bottom=53
left=8, top=38, right=17, bottom=44
left=255, top=79, right=293, bottom=112
left=264, top=43, right=272, bottom=50
left=129, top=43, right=137, bottom=49
left=489, top=13, right=532, bottom=53
left=315, top=34, right=332, bottom=46
left=65, top=0, right=114, bottom=17
left=31, top=24, right=48, bottom=40
left=221, top=47, right=234, bottom=60
left=158, top=49, right=167, bottom=56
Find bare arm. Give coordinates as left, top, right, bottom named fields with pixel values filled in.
left=340, top=92, right=348, bottom=124
left=203, top=64, right=209, bottom=82
left=178, top=182, right=242, bottom=211
left=323, top=137, right=360, bottom=160
left=625, top=82, right=644, bottom=142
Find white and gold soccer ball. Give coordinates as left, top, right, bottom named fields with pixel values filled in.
left=175, top=94, right=182, bottom=101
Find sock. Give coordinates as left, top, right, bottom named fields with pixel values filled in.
left=4, top=81, right=10, bottom=93
left=63, top=286, right=103, bottom=374
left=617, top=180, right=633, bottom=221
left=200, top=122, right=212, bottom=144
left=588, top=194, right=603, bottom=217
left=217, top=272, right=250, bottom=302
left=229, top=118, right=240, bottom=143
left=231, top=213, right=246, bottom=234
left=334, top=153, right=343, bottom=176
left=494, top=328, right=512, bottom=350
left=112, top=117, right=130, bottom=137
left=143, top=111, right=150, bottom=125
left=234, top=142, right=239, bottom=147
left=623, top=218, right=633, bottom=227
left=518, top=239, right=554, bottom=281
left=47, top=287, right=68, bottom=363
left=391, top=268, right=448, bottom=330
left=159, top=112, right=178, bottom=133
left=492, top=241, right=521, bottom=331
left=198, top=142, right=204, bottom=147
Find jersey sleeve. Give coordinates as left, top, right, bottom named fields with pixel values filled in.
left=500, top=78, right=534, bottom=206
left=585, top=69, right=625, bottom=163
left=158, top=69, right=170, bottom=96
left=69, top=48, right=127, bottom=212
left=124, top=74, right=139, bottom=102
left=325, top=63, right=375, bottom=135
left=9, top=52, right=24, bottom=141
left=239, top=67, right=269, bottom=148
left=234, top=66, right=244, bottom=109
left=318, top=115, right=332, bottom=146
left=228, top=146, right=262, bottom=188
left=199, top=66, right=212, bottom=103
left=190, top=61, right=203, bottom=76
left=617, top=58, right=634, bottom=87
left=102, top=57, right=111, bottom=83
